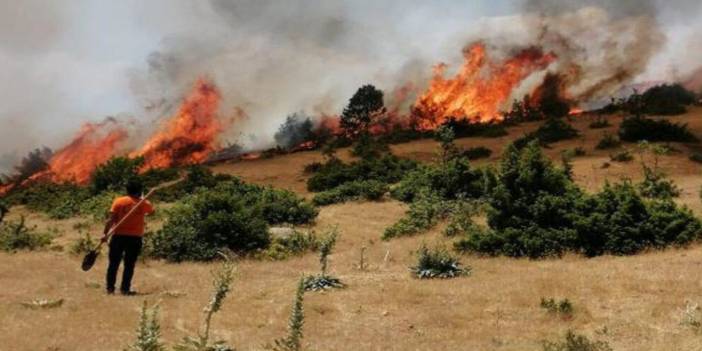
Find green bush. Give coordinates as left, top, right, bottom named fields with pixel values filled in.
left=383, top=192, right=452, bottom=239
left=541, top=297, right=574, bottom=319
left=6, top=182, right=92, bottom=219
left=639, top=84, right=696, bottom=116
left=70, top=232, right=95, bottom=256
left=610, top=150, right=633, bottom=162
left=306, top=155, right=416, bottom=192
left=411, top=244, right=470, bottom=279
left=0, top=217, right=52, bottom=252
left=638, top=165, right=680, bottom=199
left=588, top=117, right=611, bottom=129
left=91, top=156, right=144, bottom=194
left=542, top=331, right=612, bottom=351
left=78, top=191, right=119, bottom=222
left=153, top=165, right=230, bottom=202
left=457, top=142, right=702, bottom=258
left=532, top=117, right=579, bottom=144
left=595, top=133, right=620, bottom=150
left=150, top=180, right=316, bottom=262
left=257, top=230, right=319, bottom=261
left=462, top=146, right=492, bottom=160
left=351, top=133, right=390, bottom=159
left=690, top=152, right=702, bottom=164
left=618, top=117, right=698, bottom=143
left=390, top=158, right=484, bottom=203
left=312, top=180, right=388, bottom=206
left=439, top=118, right=508, bottom=138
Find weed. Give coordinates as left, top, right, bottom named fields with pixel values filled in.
left=411, top=244, right=470, bottom=279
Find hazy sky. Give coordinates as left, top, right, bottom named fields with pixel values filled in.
left=0, top=0, right=700, bottom=171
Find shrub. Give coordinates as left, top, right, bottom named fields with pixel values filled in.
left=439, top=118, right=508, bottom=138
left=91, top=156, right=144, bottom=194
left=351, top=132, right=390, bottom=159
left=383, top=192, right=452, bottom=239
left=153, top=165, right=226, bottom=202
left=681, top=301, right=702, bottom=332
left=0, top=217, right=52, bottom=252
left=306, top=155, right=416, bottom=192
left=638, top=165, right=680, bottom=199
left=390, top=158, right=484, bottom=203
left=595, top=133, right=620, bottom=150
left=458, top=141, right=702, bottom=258
left=411, top=244, right=470, bottom=279
left=610, top=150, right=633, bottom=162
left=689, top=152, right=702, bottom=164
left=588, top=116, right=611, bottom=129
left=618, top=117, right=698, bottom=143
left=70, top=232, right=96, bottom=256
left=532, top=117, right=579, bottom=144
left=258, top=230, right=319, bottom=261
left=304, top=228, right=344, bottom=291
left=562, top=147, right=586, bottom=158
left=151, top=180, right=316, bottom=262
left=312, top=180, right=388, bottom=206
left=462, top=146, right=492, bottom=160
left=639, top=83, right=696, bottom=116
left=78, top=191, right=119, bottom=222
left=541, top=297, right=574, bottom=319
left=542, top=331, right=612, bottom=351
left=303, top=162, right=323, bottom=174
left=5, top=182, right=92, bottom=219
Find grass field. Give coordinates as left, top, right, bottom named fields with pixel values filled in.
left=3, top=109, right=702, bottom=350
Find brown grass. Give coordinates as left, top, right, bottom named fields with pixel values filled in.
left=3, top=109, right=702, bottom=350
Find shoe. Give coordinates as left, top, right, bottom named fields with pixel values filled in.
left=106, top=288, right=115, bottom=295
left=120, top=290, right=137, bottom=296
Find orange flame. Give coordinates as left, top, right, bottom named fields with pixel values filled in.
left=412, top=42, right=556, bottom=130
left=133, top=78, right=222, bottom=170
left=34, top=119, right=128, bottom=184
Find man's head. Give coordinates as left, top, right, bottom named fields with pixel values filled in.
left=126, top=178, right=144, bottom=197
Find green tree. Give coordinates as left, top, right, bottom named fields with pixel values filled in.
left=340, top=85, right=385, bottom=138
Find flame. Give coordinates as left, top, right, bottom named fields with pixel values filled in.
left=240, top=152, right=262, bottom=161
left=33, top=119, right=128, bottom=184
left=412, top=42, right=556, bottom=130
left=133, top=78, right=222, bottom=169
left=568, top=108, right=584, bottom=115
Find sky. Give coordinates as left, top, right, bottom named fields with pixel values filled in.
left=0, top=0, right=700, bottom=172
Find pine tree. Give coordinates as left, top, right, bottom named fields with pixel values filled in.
left=340, top=85, right=385, bottom=138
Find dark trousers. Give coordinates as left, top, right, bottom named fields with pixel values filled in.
left=106, top=235, right=143, bottom=293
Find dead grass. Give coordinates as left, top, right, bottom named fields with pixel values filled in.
left=3, top=109, right=702, bottom=350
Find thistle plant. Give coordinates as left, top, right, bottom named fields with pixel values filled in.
left=126, top=301, right=165, bottom=351
left=272, top=278, right=306, bottom=351
left=174, top=257, right=235, bottom=351
left=411, top=244, right=470, bottom=279
left=303, top=228, right=344, bottom=291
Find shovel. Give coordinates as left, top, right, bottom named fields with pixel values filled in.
left=81, top=178, right=184, bottom=271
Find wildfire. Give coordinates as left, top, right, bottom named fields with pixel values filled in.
left=412, top=42, right=556, bottom=130
left=35, top=119, right=128, bottom=184
left=133, top=78, right=223, bottom=169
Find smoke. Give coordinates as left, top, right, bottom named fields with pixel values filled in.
left=3, top=0, right=702, bottom=173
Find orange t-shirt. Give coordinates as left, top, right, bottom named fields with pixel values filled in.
left=110, top=196, right=155, bottom=237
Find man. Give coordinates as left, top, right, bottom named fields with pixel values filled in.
left=102, top=178, right=154, bottom=295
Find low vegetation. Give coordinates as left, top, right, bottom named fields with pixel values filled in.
left=541, top=297, right=574, bottom=320
left=456, top=141, right=702, bottom=258
left=588, top=116, right=611, bottom=129
left=303, top=229, right=344, bottom=291
left=595, top=133, right=620, bottom=150
left=542, top=331, right=612, bottom=351
left=462, top=146, right=492, bottom=160
left=312, top=180, right=388, bottom=206
left=411, top=244, right=470, bottom=279
left=306, top=154, right=416, bottom=193
left=618, top=116, right=698, bottom=143
left=0, top=217, right=52, bottom=252
left=150, top=179, right=317, bottom=262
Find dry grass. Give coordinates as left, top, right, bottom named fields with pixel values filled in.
left=4, top=109, right=702, bottom=350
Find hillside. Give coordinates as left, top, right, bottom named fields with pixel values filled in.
left=3, top=109, right=702, bottom=351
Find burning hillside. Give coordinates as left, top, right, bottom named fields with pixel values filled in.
left=412, top=43, right=556, bottom=130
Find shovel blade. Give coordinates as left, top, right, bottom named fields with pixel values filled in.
left=81, top=250, right=99, bottom=271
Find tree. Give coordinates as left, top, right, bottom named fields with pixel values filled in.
left=275, top=113, right=314, bottom=150
left=340, top=85, right=385, bottom=138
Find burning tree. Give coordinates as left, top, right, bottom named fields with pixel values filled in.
left=274, top=113, right=314, bottom=151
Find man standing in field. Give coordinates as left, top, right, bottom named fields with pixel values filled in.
left=102, top=178, right=154, bottom=295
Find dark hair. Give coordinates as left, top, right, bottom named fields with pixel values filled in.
left=126, top=178, right=144, bottom=197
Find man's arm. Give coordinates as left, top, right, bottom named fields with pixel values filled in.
left=102, top=212, right=119, bottom=243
